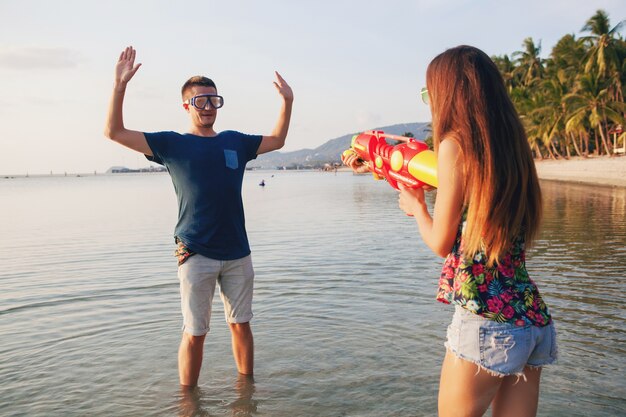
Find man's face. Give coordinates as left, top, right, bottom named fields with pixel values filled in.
left=183, top=86, right=219, bottom=129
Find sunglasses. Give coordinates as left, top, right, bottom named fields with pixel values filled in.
left=420, top=87, right=429, bottom=105
left=186, top=94, right=224, bottom=110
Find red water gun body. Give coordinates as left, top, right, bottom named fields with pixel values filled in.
left=344, top=131, right=438, bottom=189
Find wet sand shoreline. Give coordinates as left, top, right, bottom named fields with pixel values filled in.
left=533, top=155, right=626, bottom=187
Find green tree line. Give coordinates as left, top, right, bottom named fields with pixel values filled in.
left=492, top=10, right=625, bottom=159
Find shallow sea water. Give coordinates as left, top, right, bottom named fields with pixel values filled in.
left=0, top=171, right=624, bottom=416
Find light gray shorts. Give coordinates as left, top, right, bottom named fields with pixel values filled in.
left=177, top=254, right=254, bottom=336
left=445, top=305, right=558, bottom=377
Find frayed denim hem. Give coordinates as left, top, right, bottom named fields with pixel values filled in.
left=445, top=345, right=528, bottom=381
left=528, top=355, right=558, bottom=369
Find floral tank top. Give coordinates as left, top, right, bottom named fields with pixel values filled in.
left=437, top=219, right=552, bottom=327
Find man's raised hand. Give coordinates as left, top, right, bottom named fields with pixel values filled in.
left=273, top=72, right=293, bottom=103
left=115, top=46, right=142, bottom=88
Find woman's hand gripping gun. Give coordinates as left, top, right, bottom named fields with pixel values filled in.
left=341, top=130, right=438, bottom=189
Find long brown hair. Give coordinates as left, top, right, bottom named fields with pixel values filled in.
left=426, top=45, right=542, bottom=265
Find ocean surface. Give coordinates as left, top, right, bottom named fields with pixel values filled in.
left=1, top=171, right=624, bottom=417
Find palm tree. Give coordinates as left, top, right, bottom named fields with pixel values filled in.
left=542, top=34, right=591, bottom=156
left=519, top=85, right=558, bottom=159
left=530, top=70, right=577, bottom=157
left=580, top=10, right=625, bottom=77
left=523, top=118, right=550, bottom=159
left=492, top=54, right=518, bottom=92
left=513, top=38, right=545, bottom=86
left=488, top=10, right=626, bottom=159
left=421, top=124, right=433, bottom=150
left=565, top=72, right=626, bottom=156
left=550, top=34, right=586, bottom=82
left=580, top=10, right=626, bottom=101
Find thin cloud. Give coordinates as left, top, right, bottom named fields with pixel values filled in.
left=0, top=47, right=84, bottom=70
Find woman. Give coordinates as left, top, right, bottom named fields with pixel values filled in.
left=343, top=45, right=557, bottom=417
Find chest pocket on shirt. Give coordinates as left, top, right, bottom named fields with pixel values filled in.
left=224, top=149, right=239, bottom=170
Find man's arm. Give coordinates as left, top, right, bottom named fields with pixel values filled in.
left=257, top=72, right=293, bottom=155
left=104, top=46, right=152, bottom=156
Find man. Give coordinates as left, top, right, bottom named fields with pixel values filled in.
left=104, top=46, right=293, bottom=387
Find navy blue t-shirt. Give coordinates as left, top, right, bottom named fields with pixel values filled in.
left=144, top=130, right=263, bottom=260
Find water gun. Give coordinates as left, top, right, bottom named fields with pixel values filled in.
left=342, top=130, right=438, bottom=189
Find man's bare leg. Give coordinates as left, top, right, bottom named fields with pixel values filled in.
left=179, top=332, right=206, bottom=387
left=229, top=322, right=254, bottom=375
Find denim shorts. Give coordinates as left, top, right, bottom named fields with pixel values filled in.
left=178, top=254, right=254, bottom=336
left=445, top=305, right=558, bottom=377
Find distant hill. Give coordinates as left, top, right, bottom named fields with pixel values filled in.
left=106, top=165, right=167, bottom=174
left=248, top=121, right=431, bottom=169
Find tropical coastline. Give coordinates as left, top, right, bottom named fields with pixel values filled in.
left=534, top=155, right=626, bottom=187
left=338, top=155, right=626, bottom=188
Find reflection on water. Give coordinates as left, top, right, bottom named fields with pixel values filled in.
left=178, top=387, right=208, bottom=417
left=529, top=181, right=626, bottom=416
left=178, top=374, right=257, bottom=417
left=0, top=173, right=624, bottom=416
left=229, top=375, right=258, bottom=416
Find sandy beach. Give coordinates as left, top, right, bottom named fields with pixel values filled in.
left=533, top=155, right=626, bottom=187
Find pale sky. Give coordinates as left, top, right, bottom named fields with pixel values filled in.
left=1, top=0, right=624, bottom=175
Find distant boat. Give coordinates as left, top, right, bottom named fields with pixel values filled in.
left=259, top=179, right=266, bottom=187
